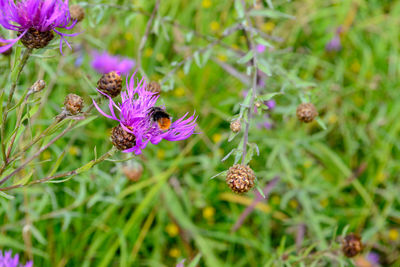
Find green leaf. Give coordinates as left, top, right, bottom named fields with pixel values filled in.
left=316, top=117, right=327, bottom=130
left=0, top=191, right=15, bottom=200
left=258, top=59, right=272, bottom=76
left=249, top=9, right=294, bottom=19
left=237, top=50, right=254, bottom=64
left=257, top=92, right=282, bottom=102
left=194, top=51, right=201, bottom=67
left=255, top=37, right=274, bottom=48
left=234, top=0, right=245, bottom=19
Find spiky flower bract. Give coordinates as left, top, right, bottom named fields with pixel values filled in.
left=93, top=73, right=197, bottom=155
left=0, top=0, right=77, bottom=54
left=0, top=250, right=33, bottom=267
left=91, top=51, right=135, bottom=75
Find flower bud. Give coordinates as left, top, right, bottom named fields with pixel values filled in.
left=122, top=163, right=143, bottom=182
left=226, top=164, right=255, bottom=193
left=111, top=125, right=136, bottom=150
left=19, top=28, right=54, bottom=49
left=30, top=80, right=46, bottom=94
left=342, top=233, right=363, bottom=258
left=230, top=120, right=241, bottom=133
left=97, top=71, right=122, bottom=98
left=70, top=5, right=85, bottom=22
left=145, top=81, right=162, bottom=94
left=64, top=94, right=84, bottom=115
left=296, top=103, right=318, bottom=123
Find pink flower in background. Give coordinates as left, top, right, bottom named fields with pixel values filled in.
left=0, top=250, right=33, bottom=267
left=91, top=51, right=135, bottom=75
left=256, top=44, right=266, bottom=53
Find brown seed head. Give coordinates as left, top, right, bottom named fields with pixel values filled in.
left=230, top=120, right=241, bottom=133
left=97, top=71, right=122, bottom=98
left=30, top=80, right=46, bottom=93
left=64, top=94, right=84, bottom=115
left=70, top=5, right=85, bottom=22
left=111, top=125, right=136, bottom=151
left=19, top=28, right=54, bottom=49
left=296, top=103, right=318, bottom=123
left=226, top=164, right=256, bottom=193
left=145, top=81, right=162, bottom=94
left=342, top=233, right=363, bottom=258
left=122, top=164, right=143, bottom=182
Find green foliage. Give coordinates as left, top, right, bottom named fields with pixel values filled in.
left=0, top=0, right=400, bottom=266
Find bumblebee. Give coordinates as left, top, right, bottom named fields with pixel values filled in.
left=149, top=107, right=171, bottom=131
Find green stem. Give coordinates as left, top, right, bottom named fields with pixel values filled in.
left=0, top=48, right=32, bottom=162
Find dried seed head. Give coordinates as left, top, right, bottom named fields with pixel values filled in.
left=230, top=120, right=241, bottom=133
left=296, top=103, right=318, bottom=123
left=19, top=28, right=54, bottom=49
left=122, top=164, right=143, bottom=182
left=0, top=35, right=12, bottom=55
left=111, top=125, right=136, bottom=151
left=342, top=233, right=363, bottom=258
left=97, top=71, right=122, bottom=98
left=69, top=5, right=85, bottom=22
left=30, top=80, right=46, bottom=93
left=226, top=164, right=256, bottom=193
left=145, top=81, right=161, bottom=94
left=64, top=94, right=84, bottom=115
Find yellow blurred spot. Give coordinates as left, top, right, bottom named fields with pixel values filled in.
left=156, top=53, right=164, bottom=61
left=165, top=223, right=179, bottom=237
left=289, top=199, right=298, bottom=209
left=262, top=21, right=275, bottom=33
left=202, top=0, right=212, bottom=8
left=124, top=32, right=133, bottom=41
left=239, top=36, right=246, bottom=43
left=144, top=48, right=153, bottom=57
left=203, top=206, right=215, bottom=220
left=328, top=114, right=338, bottom=124
left=389, top=229, right=399, bottom=241
left=169, top=247, right=181, bottom=258
left=42, top=150, right=51, bottom=160
left=303, top=160, right=313, bottom=168
left=217, top=148, right=224, bottom=156
left=377, top=172, right=387, bottom=183
left=177, top=70, right=185, bottom=78
left=212, top=133, right=222, bottom=143
left=353, top=95, right=364, bottom=107
left=69, top=146, right=80, bottom=156
left=174, top=87, right=185, bottom=97
left=219, top=192, right=276, bottom=216
left=217, top=54, right=227, bottom=62
left=320, top=198, right=329, bottom=208
left=157, top=149, right=165, bottom=160
left=271, top=195, right=280, bottom=205
left=231, top=44, right=240, bottom=50
left=350, top=61, right=361, bottom=73
left=210, top=21, right=220, bottom=32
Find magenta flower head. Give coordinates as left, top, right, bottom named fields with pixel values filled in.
left=93, top=73, right=197, bottom=155
left=91, top=50, right=135, bottom=75
left=0, top=250, right=33, bottom=267
left=0, top=0, right=77, bottom=54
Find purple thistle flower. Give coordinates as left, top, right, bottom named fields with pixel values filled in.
left=265, top=99, right=276, bottom=110
left=256, top=44, right=266, bottom=53
left=0, top=250, right=33, bottom=267
left=366, top=252, right=380, bottom=265
left=91, top=50, right=135, bottom=75
left=93, top=72, right=197, bottom=155
left=325, top=34, right=341, bottom=52
left=0, top=0, right=77, bottom=54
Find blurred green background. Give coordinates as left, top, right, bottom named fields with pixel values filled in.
left=1, top=0, right=400, bottom=266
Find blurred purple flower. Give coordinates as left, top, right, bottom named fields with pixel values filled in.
left=257, top=120, right=272, bottom=130
left=0, top=0, right=77, bottom=54
left=325, top=35, right=341, bottom=52
left=366, top=252, right=380, bottom=265
left=256, top=44, right=266, bottom=53
left=94, top=73, right=197, bottom=155
left=0, top=250, right=33, bottom=267
left=176, top=259, right=185, bottom=267
left=91, top=51, right=135, bottom=75
left=265, top=99, right=276, bottom=110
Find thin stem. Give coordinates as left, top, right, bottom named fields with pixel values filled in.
left=137, top=0, right=161, bottom=79
left=0, top=123, right=75, bottom=186
left=0, top=148, right=116, bottom=191
left=0, top=48, right=32, bottom=162
left=241, top=0, right=258, bottom=165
